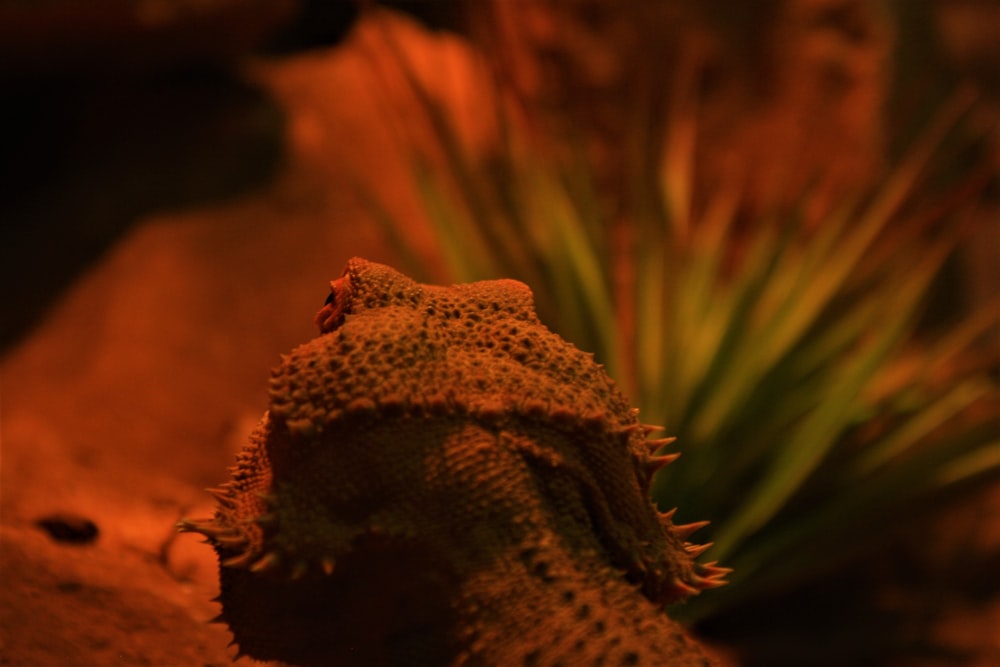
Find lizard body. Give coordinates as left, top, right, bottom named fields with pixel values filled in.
left=180, top=258, right=727, bottom=666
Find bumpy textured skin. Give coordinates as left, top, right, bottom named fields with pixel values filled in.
left=180, top=258, right=728, bottom=666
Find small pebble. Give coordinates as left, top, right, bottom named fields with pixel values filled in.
left=34, top=514, right=99, bottom=544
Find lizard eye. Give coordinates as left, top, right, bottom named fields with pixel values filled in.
left=315, top=275, right=351, bottom=334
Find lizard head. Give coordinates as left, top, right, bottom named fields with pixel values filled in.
left=179, top=258, right=728, bottom=665
left=313, top=257, right=426, bottom=334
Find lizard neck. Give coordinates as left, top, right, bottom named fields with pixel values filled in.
left=453, top=541, right=714, bottom=666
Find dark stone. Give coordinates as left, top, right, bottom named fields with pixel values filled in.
left=34, top=514, right=100, bottom=544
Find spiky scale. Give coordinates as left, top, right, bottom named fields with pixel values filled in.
left=645, top=437, right=677, bottom=453
left=644, top=453, right=681, bottom=477
left=549, top=407, right=578, bottom=424
left=692, top=576, right=727, bottom=590
left=249, top=552, right=281, bottom=573
left=684, top=542, right=714, bottom=558
left=290, top=560, right=309, bottom=580
left=347, top=397, right=377, bottom=413
left=221, top=550, right=257, bottom=569
left=699, top=561, right=733, bottom=578
left=673, top=520, right=711, bottom=539
left=214, top=535, right=248, bottom=549
left=671, top=579, right=700, bottom=596
left=522, top=398, right=549, bottom=417
left=176, top=518, right=217, bottom=534
left=206, top=487, right=236, bottom=508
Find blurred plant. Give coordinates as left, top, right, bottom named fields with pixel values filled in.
left=363, top=13, right=1000, bottom=622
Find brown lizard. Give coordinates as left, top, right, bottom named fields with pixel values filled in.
left=179, top=257, right=729, bottom=666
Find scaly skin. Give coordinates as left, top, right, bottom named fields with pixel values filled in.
left=180, top=258, right=729, bottom=666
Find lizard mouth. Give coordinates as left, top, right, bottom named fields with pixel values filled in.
left=314, top=273, right=352, bottom=334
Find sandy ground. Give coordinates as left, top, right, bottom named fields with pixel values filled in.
left=0, top=13, right=481, bottom=665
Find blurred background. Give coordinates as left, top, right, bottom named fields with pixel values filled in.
left=1, top=1, right=998, bottom=665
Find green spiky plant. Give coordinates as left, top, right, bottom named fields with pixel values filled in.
left=361, top=13, right=1000, bottom=623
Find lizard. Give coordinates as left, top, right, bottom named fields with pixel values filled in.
left=179, top=257, right=729, bottom=666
